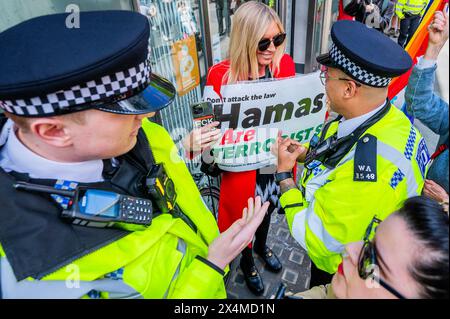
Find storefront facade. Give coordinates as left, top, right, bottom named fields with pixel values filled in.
left=0, top=0, right=340, bottom=173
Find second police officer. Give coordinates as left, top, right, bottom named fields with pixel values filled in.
left=275, top=20, right=428, bottom=288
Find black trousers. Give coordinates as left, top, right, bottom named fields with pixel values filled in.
left=309, top=262, right=334, bottom=288
left=398, top=15, right=421, bottom=48
left=236, top=0, right=270, bottom=7
left=216, top=0, right=231, bottom=34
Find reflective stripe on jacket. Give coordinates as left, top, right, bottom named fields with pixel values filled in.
left=405, top=63, right=449, bottom=193
left=280, top=105, right=427, bottom=274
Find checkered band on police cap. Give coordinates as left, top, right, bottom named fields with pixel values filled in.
left=0, top=59, right=151, bottom=116
left=330, top=42, right=391, bottom=88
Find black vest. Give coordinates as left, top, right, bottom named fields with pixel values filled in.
left=0, top=116, right=156, bottom=281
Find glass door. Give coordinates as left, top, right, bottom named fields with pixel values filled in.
left=139, top=0, right=206, bottom=172
left=203, top=0, right=234, bottom=66
left=302, top=0, right=340, bottom=73
left=202, top=0, right=280, bottom=70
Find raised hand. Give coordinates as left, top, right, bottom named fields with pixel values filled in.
left=423, top=179, right=449, bottom=204
left=206, top=197, right=270, bottom=270
left=425, top=8, right=449, bottom=60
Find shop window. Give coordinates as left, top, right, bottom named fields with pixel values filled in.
left=140, top=0, right=206, bottom=172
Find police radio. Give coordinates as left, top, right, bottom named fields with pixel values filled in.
left=191, top=101, right=215, bottom=129
left=13, top=182, right=154, bottom=228
left=145, top=164, right=198, bottom=232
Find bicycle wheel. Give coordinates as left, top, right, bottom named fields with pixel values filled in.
left=199, top=185, right=220, bottom=220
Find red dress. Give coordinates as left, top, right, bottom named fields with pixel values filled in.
left=338, top=0, right=355, bottom=21
left=205, top=54, right=296, bottom=234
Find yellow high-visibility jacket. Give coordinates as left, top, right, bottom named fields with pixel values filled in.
left=0, top=119, right=226, bottom=299
left=395, top=0, right=429, bottom=19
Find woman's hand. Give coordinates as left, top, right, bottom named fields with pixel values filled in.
left=206, top=197, right=270, bottom=270
left=182, top=121, right=221, bottom=152
left=423, top=179, right=449, bottom=203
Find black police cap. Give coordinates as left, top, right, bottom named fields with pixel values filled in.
left=317, top=20, right=413, bottom=87
left=0, top=10, right=176, bottom=117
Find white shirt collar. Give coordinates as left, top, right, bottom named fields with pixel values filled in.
left=337, top=102, right=386, bottom=139
left=0, top=119, right=104, bottom=183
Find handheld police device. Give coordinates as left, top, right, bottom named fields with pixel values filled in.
left=14, top=182, right=153, bottom=228
left=191, top=101, right=216, bottom=129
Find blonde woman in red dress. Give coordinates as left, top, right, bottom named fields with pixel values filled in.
left=184, top=1, right=295, bottom=295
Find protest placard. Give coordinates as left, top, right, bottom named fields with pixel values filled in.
left=203, top=72, right=327, bottom=172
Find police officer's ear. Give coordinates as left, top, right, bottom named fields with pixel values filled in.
left=28, top=117, right=73, bottom=147
left=342, top=80, right=359, bottom=99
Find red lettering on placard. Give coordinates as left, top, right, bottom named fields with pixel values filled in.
left=221, top=129, right=257, bottom=145
left=244, top=130, right=255, bottom=142
left=221, top=129, right=234, bottom=145
left=234, top=131, right=244, bottom=143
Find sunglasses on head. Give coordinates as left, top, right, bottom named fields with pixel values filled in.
left=258, top=32, right=286, bottom=51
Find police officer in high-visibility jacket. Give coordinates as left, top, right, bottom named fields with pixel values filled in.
left=273, top=20, right=428, bottom=287
left=396, top=0, right=429, bottom=47
left=0, top=11, right=269, bottom=299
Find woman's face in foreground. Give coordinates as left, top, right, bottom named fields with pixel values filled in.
left=332, top=215, right=420, bottom=299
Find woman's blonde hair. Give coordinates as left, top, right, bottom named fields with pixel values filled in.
left=227, top=1, right=286, bottom=84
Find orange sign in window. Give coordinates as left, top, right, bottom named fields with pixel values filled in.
left=172, top=35, right=200, bottom=96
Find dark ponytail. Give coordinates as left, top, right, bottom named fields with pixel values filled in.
left=397, top=196, right=449, bottom=299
